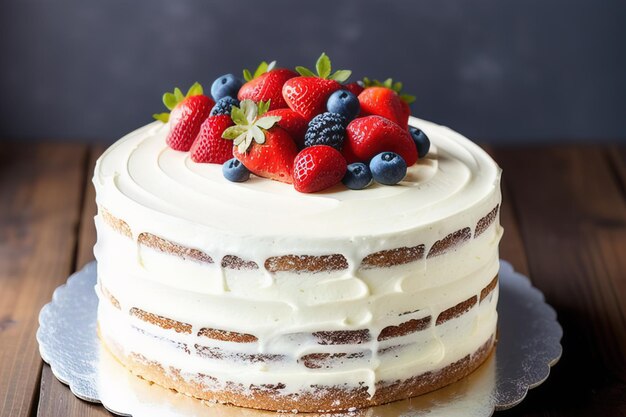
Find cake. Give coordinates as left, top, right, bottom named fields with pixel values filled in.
left=94, top=54, right=502, bottom=412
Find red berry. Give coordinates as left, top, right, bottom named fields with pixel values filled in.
left=264, top=108, right=308, bottom=149
left=166, top=95, right=214, bottom=151
left=343, top=116, right=418, bottom=166
left=293, top=145, right=347, bottom=193
left=190, top=115, right=234, bottom=164
left=233, top=127, right=299, bottom=184
left=282, top=77, right=342, bottom=121
left=344, top=82, right=364, bottom=97
left=238, top=68, right=297, bottom=110
left=358, top=87, right=408, bottom=128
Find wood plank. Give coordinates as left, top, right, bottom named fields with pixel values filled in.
left=0, top=143, right=87, bottom=417
left=36, top=146, right=110, bottom=417
left=492, top=145, right=626, bottom=417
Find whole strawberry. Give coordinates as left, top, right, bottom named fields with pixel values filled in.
left=190, top=115, right=234, bottom=164
left=358, top=78, right=415, bottom=129
left=238, top=61, right=297, bottom=110
left=343, top=116, right=418, bottom=166
left=264, top=108, right=308, bottom=149
left=153, top=82, right=214, bottom=151
left=283, top=53, right=352, bottom=121
left=222, top=100, right=299, bottom=183
left=293, top=145, right=347, bottom=193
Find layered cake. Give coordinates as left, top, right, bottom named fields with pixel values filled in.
left=94, top=54, right=502, bottom=412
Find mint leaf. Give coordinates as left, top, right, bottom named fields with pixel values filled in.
left=330, top=70, right=352, bottom=83
left=230, top=105, right=248, bottom=126
left=296, top=66, right=316, bottom=77
left=316, top=53, right=331, bottom=79
left=222, top=125, right=248, bottom=140
left=243, top=69, right=253, bottom=82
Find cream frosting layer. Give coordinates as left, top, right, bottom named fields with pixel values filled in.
left=94, top=116, right=503, bottom=403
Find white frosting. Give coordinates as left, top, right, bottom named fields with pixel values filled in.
left=94, top=116, right=503, bottom=403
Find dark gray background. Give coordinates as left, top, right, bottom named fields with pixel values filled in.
left=1, top=0, right=625, bottom=144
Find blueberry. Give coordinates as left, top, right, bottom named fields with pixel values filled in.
left=327, top=90, right=360, bottom=120
left=304, top=112, right=348, bottom=150
left=211, top=96, right=240, bottom=116
left=370, top=152, right=407, bottom=185
left=222, top=158, right=250, bottom=182
left=210, top=74, right=244, bottom=101
left=409, top=127, right=430, bottom=158
left=342, top=162, right=373, bottom=190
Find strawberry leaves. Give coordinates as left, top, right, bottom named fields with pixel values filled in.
left=295, top=53, right=352, bottom=83
left=222, top=100, right=281, bottom=153
left=153, top=82, right=205, bottom=123
left=362, top=77, right=416, bottom=104
left=243, top=60, right=277, bottom=82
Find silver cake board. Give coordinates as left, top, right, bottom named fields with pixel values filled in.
left=37, top=260, right=562, bottom=417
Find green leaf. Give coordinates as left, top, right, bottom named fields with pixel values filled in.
left=295, top=66, right=316, bottom=77
left=250, top=125, right=265, bottom=144
left=254, top=61, right=268, bottom=79
left=152, top=112, right=170, bottom=123
left=316, top=53, right=331, bottom=79
left=186, top=82, right=203, bottom=97
left=266, top=60, right=277, bottom=72
left=174, top=88, right=184, bottom=102
left=243, top=69, right=253, bottom=82
left=400, top=94, right=416, bottom=104
left=240, top=99, right=258, bottom=124
left=222, top=125, right=248, bottom=140
left=393, top=81, right=403, bottom=92
left=233, top=131, right=247, bottom=145
left=383, top=78, right=393, bottom=88
left=255, top=115, right=281, bottom=130
left=163, top=93, right=178, bottom=110
left=257, top=100, right=270, bottom=117
left=230, top=105, right=248, bottom=126
left=329, top=70, right=352, bottom=83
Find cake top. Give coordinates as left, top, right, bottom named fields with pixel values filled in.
left=149, top=53, right=431, bottom=194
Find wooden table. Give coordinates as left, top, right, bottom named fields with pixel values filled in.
left=1, top=143, right=625, bottom=416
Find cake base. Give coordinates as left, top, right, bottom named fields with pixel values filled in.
left=99, top=329, right=495, bottom=412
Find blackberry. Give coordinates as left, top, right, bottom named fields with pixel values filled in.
left=304, top=112, right=348, bottom=150
left=210, top=96, right=240, bottom=116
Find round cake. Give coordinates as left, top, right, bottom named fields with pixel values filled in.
left=94, top=117, right=502, bottom=412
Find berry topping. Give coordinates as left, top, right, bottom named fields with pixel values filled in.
left=264, top=108, right=308, bottom=149
left=189, top=114, right=234, bottom=164
left=370, top=152, right=407, bottom=185
left=210, top=74, right=244, bottom=101
left=283, top=53, right=352, bottom=120
left=343, top=116, right=418, bottom=166
left=153, top=82, right=214, bottom=152
left=293, top=145, right=347, bottom=193
left=224, top=100, right=299, bottom=183
left=344, top=81, right=365, bottom=97
left=409, top=127, right=431, bottom=158
left=222, top=157, right=250, bottom=182
left=211, top=96, right=240, bottom=116
left=358, top=78, right=415, bottom=128
left=304, top=112, right=348, bottom=150
left=342, top=162, right=373, bottom=190
left=239, top=61, right=297, bottom=110
left=327, top=90, right=360, bottom=120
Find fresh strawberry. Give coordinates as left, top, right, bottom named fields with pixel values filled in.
left=283, top=53, right=352, bottom=120
left=190, top=115, right=234, bottom=164
left=238, top=61, right=297, bottom=110
left=293, top=145, right=347, bottom=193
left=264, top=108, right=308, bottom=149
left=358, top=78, right=415, bottom=128
left=343, top=116, right=418, bottom=166
left=344, top=82, right=364, bottom=97
left=153, top=82, right=214, bottom=151
left=222, top=100, right=299, bottom=183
